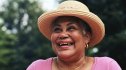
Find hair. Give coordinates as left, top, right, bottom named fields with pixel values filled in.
left=52, top=16, right=92, bottom=34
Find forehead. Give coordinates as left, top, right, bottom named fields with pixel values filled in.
left=52, top=16, right=83, bottom=26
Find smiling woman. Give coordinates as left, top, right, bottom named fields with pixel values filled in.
left=51, top=16, right=90, bottom=61
left=26, top=1, right=122, bottom=70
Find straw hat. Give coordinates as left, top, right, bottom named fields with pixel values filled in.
left=38, top=1, right=105, bottom=47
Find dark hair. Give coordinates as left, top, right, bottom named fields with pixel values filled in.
left=52, top=16, right=92, bottom=34
left=77, top=17, right=92, bottom=34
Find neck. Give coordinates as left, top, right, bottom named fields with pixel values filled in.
left=55, top=56, right=88, bottom=70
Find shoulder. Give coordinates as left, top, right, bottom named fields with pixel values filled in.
left=95, top=57, right=115, bottom=63
left=26, top=58, right=52, bottom=70
left=93, top=57, right=122, bottom=70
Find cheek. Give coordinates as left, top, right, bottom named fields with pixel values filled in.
left=72, top=32, right=84, bottom=40
left=50, top=34, right=56, bottom=50
left=51, top=33, right=58, bottom=43
left=50, top=34, right=59, bottom=53
left=72, top=32, right=87, bottom=46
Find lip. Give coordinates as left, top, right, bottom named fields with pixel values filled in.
left=59, top=45, right=74, bottom=50
left=56, top=40, right=74, bottom=50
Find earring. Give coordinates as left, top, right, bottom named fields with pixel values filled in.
left=85, top=43, right=89, bottom=49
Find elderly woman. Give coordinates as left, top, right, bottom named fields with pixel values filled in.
left=27, top=1, right=121, bottom=70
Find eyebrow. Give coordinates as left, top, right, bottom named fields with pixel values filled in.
left=52, top=24, right=60, bottom=27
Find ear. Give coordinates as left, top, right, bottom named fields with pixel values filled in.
left=84, top=32, right=91, bottom=44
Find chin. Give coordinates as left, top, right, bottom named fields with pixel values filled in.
left=57, top=51, right=75, bottom=59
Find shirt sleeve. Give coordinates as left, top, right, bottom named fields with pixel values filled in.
left=26, top=60, right=36, bottom=70
left=26, top=58, right=52, bottom=70
left=108, top=59, right=122, bottom=70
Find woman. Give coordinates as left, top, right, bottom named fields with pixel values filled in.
left=27, top=1, right=121, bottom=70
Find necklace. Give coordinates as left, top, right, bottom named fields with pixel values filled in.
left=54, top=57, right=88, bottom=70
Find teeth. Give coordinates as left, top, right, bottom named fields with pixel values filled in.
left=59, top=44, right=62, bottom=46
left=59, top=43, right=72, bottom=46
left=68, top=43, right=71, bottom=46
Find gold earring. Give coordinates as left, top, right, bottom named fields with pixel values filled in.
left=86, top=43, right=89, bottom=49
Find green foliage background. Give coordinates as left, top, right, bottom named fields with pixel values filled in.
left=0, top=0, right=125, bottom=70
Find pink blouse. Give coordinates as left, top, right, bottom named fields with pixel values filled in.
left=26, top=57, right=122, bottom=70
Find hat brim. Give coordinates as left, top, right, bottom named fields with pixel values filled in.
left=38, top=10, right=105, bottom=47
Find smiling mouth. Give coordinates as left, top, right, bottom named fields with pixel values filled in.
left=57, top=42, right=74, bottom=46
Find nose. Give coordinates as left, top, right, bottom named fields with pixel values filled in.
left=58, top=32, right=69, bottom=40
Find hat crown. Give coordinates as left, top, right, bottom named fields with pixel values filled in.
left=57, top=1, right=89, bottom=12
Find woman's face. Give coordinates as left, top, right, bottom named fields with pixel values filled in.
left=51, top=17, right=90, bottom=59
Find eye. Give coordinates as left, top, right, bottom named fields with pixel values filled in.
left=52, top=27, right=62, bottom=33
left=67, top=26, right=76, bottom=31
